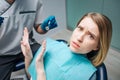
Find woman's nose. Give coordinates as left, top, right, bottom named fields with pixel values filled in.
left=77, top=32, right=85, bottom=42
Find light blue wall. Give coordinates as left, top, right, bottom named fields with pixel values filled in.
left=103, top=0, right=120, bottom=51
left=66, top=0, right=103, bottom=30
left=66, top=0, right=120, bottom=51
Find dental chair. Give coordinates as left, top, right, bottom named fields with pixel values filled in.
left=89, top=63, right=108, bottom=80
left=96, top=63, right=108, bottom=80
left=13, top=39, right=108, bottom=80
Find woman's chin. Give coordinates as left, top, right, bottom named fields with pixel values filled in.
left=69, top=46, right=79, bottom=54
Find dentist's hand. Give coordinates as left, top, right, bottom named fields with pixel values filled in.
left=0, top=17, right=4, bottom=25
left=41, top=16, right=58, bottom=31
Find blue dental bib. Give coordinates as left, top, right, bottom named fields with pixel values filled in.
left=28, top=38, right=96, bottom=80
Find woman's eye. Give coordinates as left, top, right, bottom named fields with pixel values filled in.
left=89, top=34, right=94, bottom=40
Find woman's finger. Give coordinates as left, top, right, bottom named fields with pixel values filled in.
left=36, top=40, right=46, bottom=62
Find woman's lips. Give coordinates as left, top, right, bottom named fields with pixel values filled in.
left=71, top=41, right=80, bottom=48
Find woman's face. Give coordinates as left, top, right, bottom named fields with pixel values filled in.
left=69, top=17, right=100, bottom=54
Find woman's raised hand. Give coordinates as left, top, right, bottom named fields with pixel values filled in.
left=36, top=40, right=46, bottom=80
left=21, top=27, right=33, bottom=60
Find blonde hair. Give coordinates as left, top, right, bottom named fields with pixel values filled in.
left=77, top=12, right=112, bottom=66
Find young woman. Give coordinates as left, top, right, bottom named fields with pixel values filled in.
left=21, top=12, right=112, bottom=80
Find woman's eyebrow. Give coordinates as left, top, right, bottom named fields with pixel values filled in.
left=77, top=25, right=84, bottom=29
